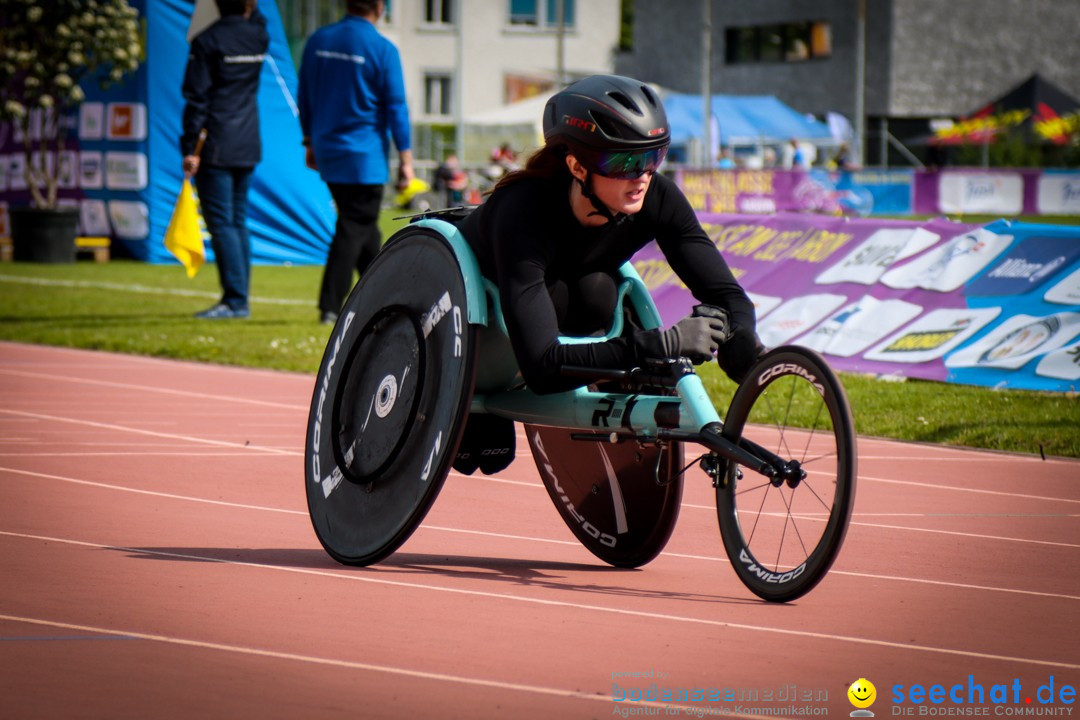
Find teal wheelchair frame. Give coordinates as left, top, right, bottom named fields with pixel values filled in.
left=304, top=217, right=856, bottom=602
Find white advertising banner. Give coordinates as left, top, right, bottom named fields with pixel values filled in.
left=938, top=172, right=1024, bottom=215
left=945, top=312, right=1080, bottom=370
left=863, top=307, right=1001, bottom=364
left=1036, top=173, right=1080, bottom=215
left=757, top=293, right=848, bottom=347
left=795, top=295, right=925, bottom=358
left=880, top=227, right=1013, bottom=293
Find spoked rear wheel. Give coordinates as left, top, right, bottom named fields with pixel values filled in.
left=717, top=346, right=856, bottom=602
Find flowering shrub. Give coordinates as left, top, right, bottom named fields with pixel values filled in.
left=0, top=0, right=141, bottom=208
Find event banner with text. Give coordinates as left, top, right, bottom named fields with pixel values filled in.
left=631, top=213, right=1080, bottom=392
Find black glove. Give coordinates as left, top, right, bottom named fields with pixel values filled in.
left=659, top=313, right=728, bottom=364
left=691, top=304, right=733, bottom=344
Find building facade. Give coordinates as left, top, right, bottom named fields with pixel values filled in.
left=281, top=0, right=623, bottom=162
left=614, top=0, right=1080, bottom=165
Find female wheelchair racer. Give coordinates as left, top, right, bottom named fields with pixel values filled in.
left=304, top=75, right=856, bottom=602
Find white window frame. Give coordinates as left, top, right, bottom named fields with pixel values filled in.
left=423, top=0, right=455, bottom=27
left=424, top=73, right=453, bottom=117
left=507, top=0, right=575, bottom=30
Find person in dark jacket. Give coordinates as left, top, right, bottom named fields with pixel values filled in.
left=181, top=0, right=268, bottom=319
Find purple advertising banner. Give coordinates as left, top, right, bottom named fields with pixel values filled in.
left=674, top=168, right=1080, bottom=219
left=673, top=168, right=913, bottom=217
left=631, top=213, right=1080, bottom=391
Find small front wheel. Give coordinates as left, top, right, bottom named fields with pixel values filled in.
left=717, top=346, right=856, bottom=602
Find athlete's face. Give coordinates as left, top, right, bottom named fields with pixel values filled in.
left=590, top=170, right=653, bottom=215
left=566, top=154, right=653, bottom=222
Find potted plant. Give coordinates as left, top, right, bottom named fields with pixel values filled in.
left=0, top=0, right=141, bottom=262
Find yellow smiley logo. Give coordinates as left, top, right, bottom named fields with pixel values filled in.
left=848, top=678, right=877, bottom=709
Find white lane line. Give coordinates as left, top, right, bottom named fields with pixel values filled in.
left=843, top=520, right=1080, bottom=548
left=0, top=369, right=308, bottom=411
left=0, top=612, right=765, bottom=720
left=0, top=410, right=298, bottom=457
left=0, top=452, right=288, bottom=458
left=4, top=409, right=1068, bottom=505
left=852, top=475, right=1080, bottom=505
left=1, top=467, right=1077, bottom=602
left=0, top=275, right=310, bottom=306
left=0, top=467, right=303, bottom=516
left=4, top=364, right=1074, bottom=470
left=2, top=530, right=1077, bottom=671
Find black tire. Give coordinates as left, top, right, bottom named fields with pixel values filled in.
left=305, top=229, right=476, bottom=566
left=716, top=346, right=856, bottom=602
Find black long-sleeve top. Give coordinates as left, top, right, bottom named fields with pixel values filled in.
left=180, top=10, right=269, bottom=167
left=458, top=171, right=756, bottom=394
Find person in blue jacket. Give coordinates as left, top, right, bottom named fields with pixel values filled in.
left=181, top=0, right=268, bottom=319
left=297, top=0, right=414, bottom=325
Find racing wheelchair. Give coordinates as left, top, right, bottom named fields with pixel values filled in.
left=304, top=216, right=856, bottom=602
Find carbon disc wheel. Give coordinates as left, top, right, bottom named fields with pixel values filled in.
left=305, top=229, right=476, bottom=565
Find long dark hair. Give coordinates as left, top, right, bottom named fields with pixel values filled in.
left=490, top=144, right=569, bottom=194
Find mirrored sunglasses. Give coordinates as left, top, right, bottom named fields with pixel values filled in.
left=592, top=146, right=669, bottom=179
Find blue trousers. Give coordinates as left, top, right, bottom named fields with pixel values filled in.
left=196, top=166, right=254, bottom=310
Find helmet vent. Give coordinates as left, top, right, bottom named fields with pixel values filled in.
left=640, top=84, right=659, bottom=109
left=606, top=90, right=643, bottom=117
left=590, top=111, right=625, bottom=139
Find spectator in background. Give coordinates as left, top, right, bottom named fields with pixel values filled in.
left=180, top=0, right=268, bottom=319
left=433, top=153, right=469, bottom=208
left=828, top=142, right=856, bottom=171
left=298, top=0, right=414, bottom=325
left=786, top=138, right=807, bottom=170
left=490, top=142, right=519, bottom=172
left=716, top=146, right=736, bottom=169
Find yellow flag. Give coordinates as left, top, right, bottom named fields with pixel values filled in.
left=164, top=178, right=205, bottom=278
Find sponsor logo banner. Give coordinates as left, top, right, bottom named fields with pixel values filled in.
left=945, top=312, right=1080, bottom=369
left=967, top=235, right=1080, bottom=296
left=1036, top=172, right=1080, bottom=215
left=635, top=211, right=1080, bottom=390
left=796, top=295, right=924, bottom=358
left=1044, top=266, right=1080, bottom=305
left=1035, top=341, right=1080, bottom=380
left=758, top=293, right=848, bottom=347
left=80, top=199, right=111, bottom=236
left=79, top=102, right=106, bottom=140
left=107, top=200, right=149, bottom=240
left=815, top=227, right=940, bottom=286
left=105, top=151, right=149, bottom=191
left=865, top=308, right=1001, bottom=364
left=106, top=102, right=148, bottom=141
left=880, top=228, right=1013, bottom=293
left=938, top=172, right=1024, bottom=215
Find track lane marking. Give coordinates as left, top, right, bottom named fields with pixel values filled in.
left=0, top=612, right=766, bottom=719
left=1, top=405, right=1075, bottom=505
left=1, top=530, right=1077, bottom=671
left=0, top=471, right=1077, bottom=602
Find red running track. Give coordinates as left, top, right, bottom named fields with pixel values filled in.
left=0, top=341, right=1077, bottom=719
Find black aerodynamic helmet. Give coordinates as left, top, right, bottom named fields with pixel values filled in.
left=543, top=74, right=670, bottom=179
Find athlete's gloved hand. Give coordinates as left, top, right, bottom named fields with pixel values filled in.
left=660, top=313, right=727, bottom=365
left=691, top=304, right=733, bottom=344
